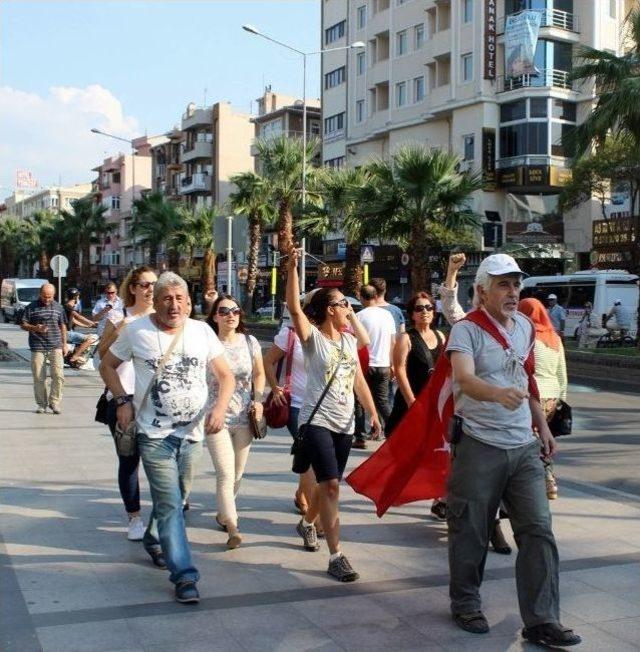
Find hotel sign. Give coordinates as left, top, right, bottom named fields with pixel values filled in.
left=482, top=128, right=496, bottom=190
left=592, top=218, right=635, bottom=250
left=484, top=0, right=497, bottom=80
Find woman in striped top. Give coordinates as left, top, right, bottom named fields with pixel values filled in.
left=518, top=298, right=567, bottom=500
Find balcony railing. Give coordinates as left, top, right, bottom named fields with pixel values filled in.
left=498, top=9, right=578, bottom=34
left=179, top=172, right=209, bottom=194
left=497, top=68, right=574, bottom=93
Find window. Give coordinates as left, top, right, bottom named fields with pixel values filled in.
left=325, top=20, right=346, bottom=45
left=413, top=76, right=425, bottom=102
left=463, top=134, right=475, bottom=161
left=500, top=99, right=526, bottom=122
left=111, top=196, right=121, bottom=210
left=396, top=81, right=407, bottom=107
left=500, top=123, right=548, bottom=157
left=551, top=122, right=575, bottom=157
left=552, top=100, right=576, bottom=121
left=414, top=23, right=425, bottom=49
left=461, top=53, right=473, bottom=82
left=610, top=0, right=616, bottom=18
left=356, top=99, right=365, bottom=123
left=324, top=112, right=345, bottom=136
left=324, top=156, right=346, bottom=169
left=357, top=5, right=366, bottom=29
left=357, top=51, right=366, bottom=75
left=463, top=0, right=473, bottom=23
left=112, top=172, right=121, bottom=184
left=325, top=66, right=346, bottom=89
left=396, top=30, right=408, bottom=56
left=530, top=98, right=548, bottom=118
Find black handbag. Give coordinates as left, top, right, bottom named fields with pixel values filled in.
left=95, top=388, right=109, bottom=425
left=549, top=399, right=572, bottom=437
left=291, top=335, right=344, bottom=473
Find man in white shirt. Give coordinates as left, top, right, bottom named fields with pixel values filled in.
left=355, top=285, right=396, bottom=439
left=606, top=299, right=634, bottom=336
left=101, top=272, right=235, bottom=605
left=546, top=294, right=566, bottom=338
left=92, top=281, right=124, bottom=336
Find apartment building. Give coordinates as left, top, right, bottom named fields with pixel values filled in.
left=3, top=184, right=93, bottom=220
left=150, top=128, right=184, bottom=202
left=321, top=0, right=631, bottom=282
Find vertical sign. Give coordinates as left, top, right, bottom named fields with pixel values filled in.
left=505, top=11, right=542, bottom=77
left=484, top=0, right=497, bottom=80
left=482, top=128, right=496, bottom=191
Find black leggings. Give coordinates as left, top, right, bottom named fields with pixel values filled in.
left=303, top=425, right=352, bottom=483
left=107, top=399, right=141, bottom=514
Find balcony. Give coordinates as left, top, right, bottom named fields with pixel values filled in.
left=498, top=9, right=579, bottom=35
left=179, top=172, right=210, bottom=194
left=497, top=68, right=575, bottom=93
left=181, top=107, right=212, bottom=131
left=181, top=140, right=213, bottom=163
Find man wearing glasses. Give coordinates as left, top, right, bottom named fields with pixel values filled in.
left=93, top=281, right=124, bottom=336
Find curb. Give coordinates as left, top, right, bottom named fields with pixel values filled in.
left=566, top=348, right=640, bottom=369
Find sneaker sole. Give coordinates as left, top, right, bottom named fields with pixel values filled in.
left=328, top=571, right=359, bottom=582
left=175, top=595, right=199, bottom=604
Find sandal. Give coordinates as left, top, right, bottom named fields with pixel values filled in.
left=453, top=611, right=489, bottom=634
left=522, top=623, right=581, bottom=647
left=215, top=515, right=227, bottom=532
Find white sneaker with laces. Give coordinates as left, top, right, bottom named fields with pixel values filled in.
left=127, top=516, right=145, bottom=541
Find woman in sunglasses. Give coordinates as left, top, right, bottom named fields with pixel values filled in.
left=286, top=245, right=380, bottom=582
left=205, top=295, right=265, bottom=549
left=97, top=266, right=157, bottom=542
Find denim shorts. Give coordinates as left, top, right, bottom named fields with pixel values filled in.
left=67, top=331, right=90, bottom=346
left=302, top=424, right=352, bottom=483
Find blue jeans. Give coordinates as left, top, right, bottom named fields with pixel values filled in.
left=107, top=399, right=140, bottom=513
left=138, top=433, right=203, bottom=585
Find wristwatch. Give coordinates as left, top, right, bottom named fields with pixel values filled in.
left=115, top=395, right=133, bottom=406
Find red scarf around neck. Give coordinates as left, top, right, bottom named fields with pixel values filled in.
left=346, top=309, right=539, bottom=517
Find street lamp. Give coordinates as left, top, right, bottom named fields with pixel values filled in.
left=90, top=127, right=139, bottom=265
left=242, top=25, right=364, bottom=293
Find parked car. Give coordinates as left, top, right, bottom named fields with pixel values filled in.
left=1, top=278, right=48, bottom=323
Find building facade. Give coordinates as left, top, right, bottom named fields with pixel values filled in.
left=3, top=184, right=93, bottom=220
left=321, top=0, right=631, bottom=285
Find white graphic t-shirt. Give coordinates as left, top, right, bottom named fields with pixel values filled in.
left=110, top=315, right=224, bottom=441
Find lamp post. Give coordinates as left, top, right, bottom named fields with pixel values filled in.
left=242, top=25, right=364, bottom=293
left=226, top=214, right=233, bottom=294
left=90, top=128, right=138, bottom=265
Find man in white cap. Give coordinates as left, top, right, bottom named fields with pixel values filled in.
left=445, top=254, right=580, bottom=647
left=606, top=299, right=633, bottom=336
left=546, top=294, right=566, bottom=338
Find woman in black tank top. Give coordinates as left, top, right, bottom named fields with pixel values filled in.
left=386, top=292, right=444, bottom=436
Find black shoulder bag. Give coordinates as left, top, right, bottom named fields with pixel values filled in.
left=291, top=335, right=344, bottom=473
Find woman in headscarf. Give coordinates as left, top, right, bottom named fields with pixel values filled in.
left=518, top=297, right=568, bottom=500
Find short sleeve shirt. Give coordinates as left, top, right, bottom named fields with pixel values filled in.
left=22, top=300, right=67, bottom=351
left=383, top=303, right=405, bottom=333
left=298, top=327, right=358, bottom=434
left=208, top=333, right=261, bottom=427
left=446, top=313, right=535, bottom=449
left=93, top=296, right=124, bottom=337
left=547, top=304, right=566, bottom=332
left=109, top=316, right=224, bottom=441
left=273, top=325, right=306, bottom=408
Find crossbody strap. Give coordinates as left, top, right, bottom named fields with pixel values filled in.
left=245, top=334, right=255, bottom=400
left=283, top=327, right=295, bottom=388
left=138, top=324, right=184, bottom=416
left=303, top=334, right=344, bottom=430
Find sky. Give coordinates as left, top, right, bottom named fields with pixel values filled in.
left=0, top=0, right=321, bottom=196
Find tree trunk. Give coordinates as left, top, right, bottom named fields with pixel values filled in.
left=344, top=242, right=363, bottom=296
left=167, top=247, right=180, bottom=272
left=245, top=214, right=261, bottom=314
left=201, top=248, right=216, bottom=299
left=80, top=239, right=92, bottom=308
left=409, top=218, right=430, bottom=292
left=277, top=200, right=293, bottom=303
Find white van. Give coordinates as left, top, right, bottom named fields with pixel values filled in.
left=523, top=270, right=639, bottom=338
left=0, top=278, right=48, bottom=323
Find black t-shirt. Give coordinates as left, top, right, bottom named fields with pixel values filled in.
left=64, top=304, right=78, bottom=331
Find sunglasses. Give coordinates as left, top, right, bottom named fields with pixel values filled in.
left=105, top=291, right=117, bottom=295
left=217, top=306, right=241, bottom=316
left=413, top=304, right=435, bottom=313
left=329, top=299, right=349, bottom=308
left=135, top=281, right=156, bottom=289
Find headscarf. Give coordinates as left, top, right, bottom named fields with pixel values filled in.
left=518, top=297, right=561, bottom=351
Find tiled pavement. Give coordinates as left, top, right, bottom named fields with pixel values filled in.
left=1, top=331, right=640, bottom=651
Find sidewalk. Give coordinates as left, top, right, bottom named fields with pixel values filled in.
left=1, top=325, right=640, bottom=651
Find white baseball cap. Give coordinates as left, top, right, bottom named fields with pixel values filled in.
left=476, top=254, right=527, bottom=278
left=548, top=293, right=558, bottom=300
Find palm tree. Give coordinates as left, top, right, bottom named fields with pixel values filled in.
left=169, top=206, right=217, bottom=306
left=26, top=210, right=59, bottom=278
left=227, top=171, right=276, bottom=312
left=301, top=166, right=377, bottom=296
left=59, top=196, right=110, bottom=303
left=133, top=192, right=181, bottom=268
left=254, top=134, right=320, bottom=286
left=0, top=217, right=29, bottom=279
left=360, top=145, right=481, bottom=290
left=568, top=7, right=640, bottom=169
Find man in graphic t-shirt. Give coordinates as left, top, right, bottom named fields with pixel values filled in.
left=101, top=272, right=235, bottom=605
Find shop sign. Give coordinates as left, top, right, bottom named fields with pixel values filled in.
left=484, top=0, right=497, bottom=79
left=592, top=218, right=635, bottom=249
left=525, top=165, right=549, bottom=186
left=317, top=262, right=344, bottom=287
left=549, top=166, right=572, bottom=187
left=498, top=167, right=524, bottom=186
left=482, top=128, right=496, bottom=191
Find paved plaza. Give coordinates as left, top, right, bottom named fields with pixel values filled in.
left=1, top=324, right=640, bottom=651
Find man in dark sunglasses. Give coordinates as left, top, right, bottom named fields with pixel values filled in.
left=92, top=281, right=124, bottom=336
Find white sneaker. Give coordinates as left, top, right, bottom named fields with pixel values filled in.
left=127, top=516, right=145, bottom=541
